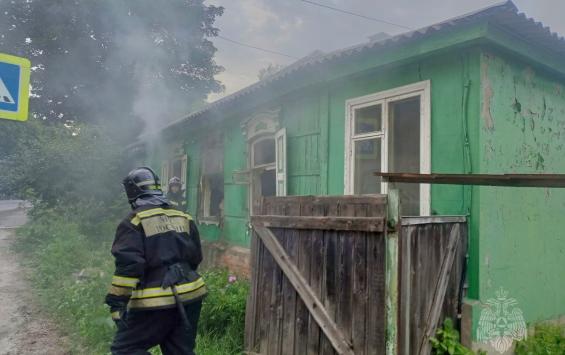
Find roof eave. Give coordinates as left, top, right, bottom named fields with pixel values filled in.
left=484, top=22, right=565, bottom=78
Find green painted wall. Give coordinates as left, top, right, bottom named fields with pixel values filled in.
left=222, top=117, right=250, bottom=246
left=281, top=92, right=323, bottom=196
left=477, top=50, right=565, bottom=324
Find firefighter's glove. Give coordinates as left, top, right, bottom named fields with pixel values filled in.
left=161, top=263, right=187, bottom=289
left=111, top=308, right=129, bottom=330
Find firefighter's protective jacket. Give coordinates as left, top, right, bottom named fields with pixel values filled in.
left=105, top=202, right=206, bottom=316
left=166, top=191, right=187, bottom=212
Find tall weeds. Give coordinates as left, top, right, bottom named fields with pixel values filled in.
left=15, top=204, right=247, bottom=354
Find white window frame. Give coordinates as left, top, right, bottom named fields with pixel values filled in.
left=161, top=154, right=188, bottom=193
left=161, top=160, right=170, bottom=193
left=275, top=128, right=287, bottom=196
left=199, top=137, right=223, bottom=222
left=344, top=80, right=431, bottom=216
left=181, top=155, right=188, bottom=190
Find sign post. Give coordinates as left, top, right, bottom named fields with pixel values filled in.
left=0, top=53, right=30, bottom=122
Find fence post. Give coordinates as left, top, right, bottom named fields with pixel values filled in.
left=386, top=189, right=400, bottom=355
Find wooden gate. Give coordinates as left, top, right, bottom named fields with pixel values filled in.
left=398, top=217, right=468, bottom=355
left=245, top=194, right=468, bottom=355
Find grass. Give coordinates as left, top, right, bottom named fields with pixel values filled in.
left=14, top=204, right=248, bottom=354
left=515, top=324, right=565, bottom=355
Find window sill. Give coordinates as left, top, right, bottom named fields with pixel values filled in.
left=198, top=217, right=220, bottom=226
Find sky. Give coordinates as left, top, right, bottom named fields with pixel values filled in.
left=204, top=0, right=565, bottom=102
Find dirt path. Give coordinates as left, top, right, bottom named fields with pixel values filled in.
left=0, top=203, right=69, bottom=355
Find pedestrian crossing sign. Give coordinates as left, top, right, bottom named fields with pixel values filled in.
left=0, top=53, right=30, bottom=122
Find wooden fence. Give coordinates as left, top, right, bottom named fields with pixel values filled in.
left=245, top=194, right=467, bottom=355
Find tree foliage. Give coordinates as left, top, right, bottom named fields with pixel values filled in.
left=0, top=120, right=125, bottom=205
left=0, top=0, right=225, bottom=204
left=0, top=0, right=224, bottom=139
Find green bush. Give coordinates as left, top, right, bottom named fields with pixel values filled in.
left=515, top=324, right=565, bottom=355
left=15, top=204, right=249, bottom=354
left=430, top=318, right=485, bottom=355
left=199, top=270, right=249, bottom=352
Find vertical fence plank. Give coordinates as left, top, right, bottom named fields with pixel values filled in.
left=267, top=228, right=285, bottom=355
left=365, top=230, right=387, bottom=354
left=335, top=231, right=353, bottom=346
left=244, top=231, right=261, bottom=352
left=336, top=203, right=355, bottom=347
left=352, top=233, right=368, bottom=354
left=281, top=199, right=300, bottom=355
left=295, top=201, right=313, bottom=355
left=385, top=190, right=400, bottom=355
left=318, top=199, right=334, bottom=355
left=321, top=228, right=338, bottom=355
left=258, top=239, right=274, bottom=353
left=307, top=228, right=324, bottom=354
left=294, top=229, right=311, bottom=355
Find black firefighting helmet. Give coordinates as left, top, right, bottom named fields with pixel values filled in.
left=122, top=167, right=163, bottom=203
left=169, top=177, right=182, bottom=188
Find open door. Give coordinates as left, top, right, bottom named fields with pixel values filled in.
left=275, top=128, right=287, bottom=196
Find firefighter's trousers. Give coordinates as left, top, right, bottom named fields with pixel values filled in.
left=111, top=300, right=202, bottom=355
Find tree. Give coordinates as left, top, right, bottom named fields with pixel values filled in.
left=0, top=1, right=226, bottom=203
left=0, top=0, right=224, bottom=140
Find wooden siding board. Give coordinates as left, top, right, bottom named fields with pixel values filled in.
left=319, top=89, right=330, bottom=195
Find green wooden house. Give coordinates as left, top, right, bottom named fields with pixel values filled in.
left=131, top=1, right=565, bottom=349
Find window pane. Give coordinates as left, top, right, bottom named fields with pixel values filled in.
left=261, top=169, right=276, bottom=197
left=208, top=173, right=224, bottom=217
left=354, top=104, right=382, bottom=135
left=389, top=96, right=420, bottom=215
left=200, top=135, right=224, bottom=218
left=354, top=138, right=381, bottom=194
left=253, top=138, right=275, bottom=166
left=200, top=173, right=224, bottom=218
left=172, top=159, right=182, bottom=179
left=201, top=146, right=223, bottom=175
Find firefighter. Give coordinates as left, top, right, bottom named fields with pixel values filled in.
left=166, top=176, right=187, bottom=212
left=105, top=167, right=206, bottom=355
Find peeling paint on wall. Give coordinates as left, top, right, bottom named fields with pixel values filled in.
left=481, top=55, right=495, bottom=131
left=479, top=50, right=565, bottom=326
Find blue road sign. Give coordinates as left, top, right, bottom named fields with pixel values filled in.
left=0, top=53, right=30, bottom=121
